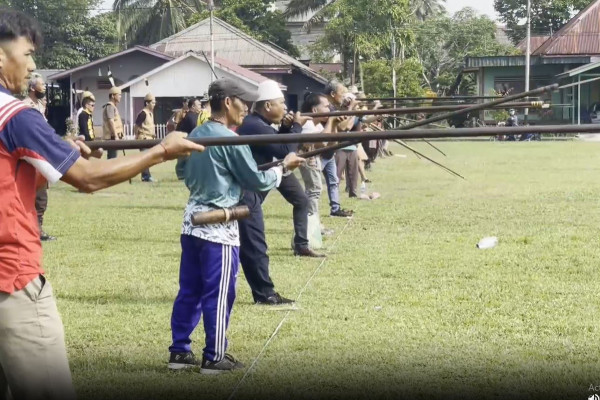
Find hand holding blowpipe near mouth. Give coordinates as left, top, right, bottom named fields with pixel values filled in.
left=84, top=85, right=558, bottom=152
left=257, top=84, right=558, bottom=169
left=300, top=101, right=548, bottom=118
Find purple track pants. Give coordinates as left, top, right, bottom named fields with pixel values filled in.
left=169, top=235, right=239, bottom=362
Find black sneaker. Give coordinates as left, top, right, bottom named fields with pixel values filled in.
left=200, top=353, right=244, bottom=375
left=330, top=209, right=353, bottom=217
left=168, top=351, right=201, bottom=370
left=40, top=231, right=57, bottom=241
left=256, top=293, right=295, bottom=305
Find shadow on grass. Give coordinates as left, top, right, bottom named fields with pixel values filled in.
left=108, top=205, right=183, bottom=212
left=59, top=292, right=173, bottom=305
left=71, top=362, right=586, bottom=400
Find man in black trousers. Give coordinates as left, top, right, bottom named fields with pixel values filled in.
left=238, top=80, right=325, bottom=305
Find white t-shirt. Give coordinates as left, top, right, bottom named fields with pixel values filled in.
left=301, top=120, right=324, bottom=168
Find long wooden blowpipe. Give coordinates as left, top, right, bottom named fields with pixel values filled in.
left=86, top=84, right=558, bottom=153
left=303, top=101, right=547, bottom=118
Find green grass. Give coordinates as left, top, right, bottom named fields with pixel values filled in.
left=42, top=141, right=600, bottom=400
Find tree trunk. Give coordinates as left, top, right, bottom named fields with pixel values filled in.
left=351, top=46, right=357, bottom=86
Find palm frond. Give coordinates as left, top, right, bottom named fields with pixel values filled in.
left=114, top=0, right=205, bottom=46
left=301, top=0, right=336, bottom=32
left=285, top=0, right=330, bottom=18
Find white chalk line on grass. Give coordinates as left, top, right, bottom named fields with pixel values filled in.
left=227, top=216, right=355, bottom=400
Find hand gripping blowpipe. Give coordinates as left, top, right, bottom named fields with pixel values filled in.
left=84, top=84, right=558, bottom=153
left=191, top=206, right=250, bottom=225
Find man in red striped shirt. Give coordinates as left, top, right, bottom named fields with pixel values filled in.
left=0, top=9, right=204, bottom=399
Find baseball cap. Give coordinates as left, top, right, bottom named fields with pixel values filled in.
left=208, top=78, right=258, bottom=102
left=82, top=91, right=95, bottom=101
left=256, top=79, right=284, bottom=102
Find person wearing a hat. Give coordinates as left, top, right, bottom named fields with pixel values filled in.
left=134, top=93, right=157, bottom=182
left=168, top=78, right=305, bottom=373
left=102, top=86, right=123, bottom=159
left=197, top=93, right=211, bottom=126
left=236, top=79, right=322, bottom=307
left=75, top=90, right=95, bottom=131
left=77, top=95, right=95, bottom=142
left=24, top=74, right=55, bottom=241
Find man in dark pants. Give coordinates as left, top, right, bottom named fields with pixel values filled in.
left=24, top=74, right=55, bottom=241
left=238, top=80, right=324, bottom=305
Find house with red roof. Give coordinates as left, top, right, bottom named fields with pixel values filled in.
left=465, top=0, right=600, bottom=124
left=46, top=46, right=280, bottom=135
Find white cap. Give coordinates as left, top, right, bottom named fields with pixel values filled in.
left=256, top=80, right=284, bottom=102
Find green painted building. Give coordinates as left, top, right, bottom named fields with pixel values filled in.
left=465, top=0, right=600, bottom=124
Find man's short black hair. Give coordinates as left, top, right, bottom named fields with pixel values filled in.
left=0, top=8, right=42, bottom=47
left=188, top=97, right=199, bottom=109
left=82, top=97, right=94, bottom=108
left=254, top=100, right=268, bottom=112
left=301, top=92, right=325, bottom=113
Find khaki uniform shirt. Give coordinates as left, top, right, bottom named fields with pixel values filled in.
left=134, top=109, right=155, bottom=140
left=23, top=97, right=46, bottom=120
left=102, top=102, right=123, bottom=140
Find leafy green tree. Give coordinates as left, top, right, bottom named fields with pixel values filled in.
left=187, top=0, right=300, bottom=57
left=409, top=0, right=445, bottom=21
left=113, top=0, right=204, bottom=46
left=0, top=0, right=120, bottom=68
left=412, top=8, right=518, bottom=93
left=362, top=58, right=425, bottom=97
left=494, top=0, right=590, bottom=43
left=309, top=0, right=412, bottom=78
left=285, top=0, right=444, bottom=30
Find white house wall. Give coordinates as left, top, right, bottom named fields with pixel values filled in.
left=129, top=57, right=261, bottom=98
left=69, top=52, right=169, bottom=124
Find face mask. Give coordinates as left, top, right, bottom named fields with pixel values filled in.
left=34, top=90, right=45, bottom=100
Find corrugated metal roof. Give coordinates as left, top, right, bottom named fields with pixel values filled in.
left=465, top=55, right=591, bottom=68
left=119, top=53, right=285, bottom=91
left=556, top=60, right=600, bottom=78
left=516, top=36, right=550, bottom=54
left=151, top=17, right=327, bottom=84
left=309, top=63, right=343, bottom=74
left=48, top=46, right=173, bottom=80
left=534, top=0, right=600, bottom=56
left=36, top=69, right=64, bottom=82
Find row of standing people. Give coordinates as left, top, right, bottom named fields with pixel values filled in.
left=168, top=78, right=391, bottom=373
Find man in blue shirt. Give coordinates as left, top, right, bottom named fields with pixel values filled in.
left=237, top=80, right=324, bottom=306
left=168, top=79, right=305, bottom=372
left=0, top=9, right=205, bottom=398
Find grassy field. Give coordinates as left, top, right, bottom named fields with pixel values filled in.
left=42, top=141, right=600, bottom=400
